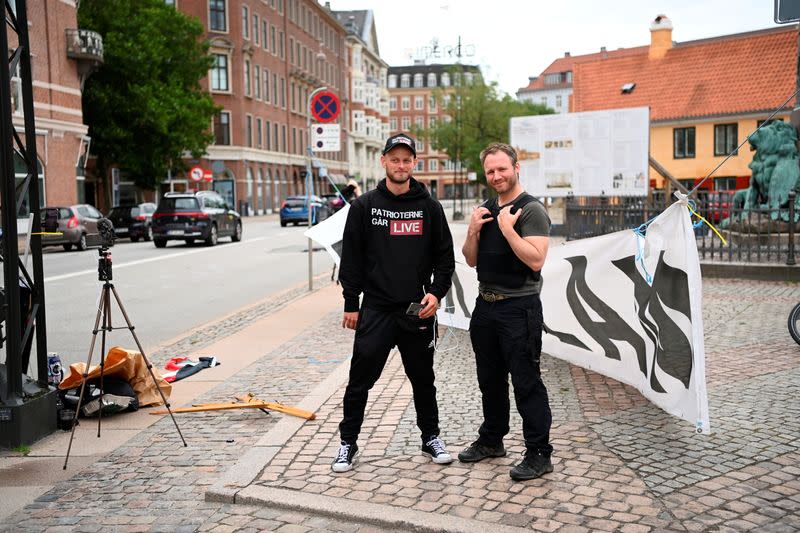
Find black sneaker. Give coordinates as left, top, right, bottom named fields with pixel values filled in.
left=458, top=440, right=506, bottom=463
left=509, top=452, right=553, bottom=481
left=331, top=441, right=358, bottom=473
left=421, top=436, right=453, bottom=464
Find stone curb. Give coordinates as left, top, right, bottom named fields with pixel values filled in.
left=234, top=485, right=530, bottom=533
left=205, top=351, right=351, bottom=501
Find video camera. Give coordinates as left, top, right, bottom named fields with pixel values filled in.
left=97, top=217, right=115, bottom=282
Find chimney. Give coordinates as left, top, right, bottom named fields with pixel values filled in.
left=649, top=14, right=673, bottom=59
left=564, top=51, right=570, bottom=57
left=600, top=46, right=607, bottom=58
left=529, top=76, right=538, bottom=83
left=325, top=1, right=331, bottom=8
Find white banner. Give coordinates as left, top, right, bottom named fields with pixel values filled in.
left=303, top=204, right=350, bottom=267
left=438, top=200, right=710, bottom=433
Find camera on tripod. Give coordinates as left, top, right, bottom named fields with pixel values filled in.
left=96, top=217, right=116, bottom=282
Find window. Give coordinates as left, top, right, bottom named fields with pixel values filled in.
left=428, top=96, right=436, bottom=112
left=415, top=116, right=424, bottom=129
left=256, top=118, right=262, bottom=148
left=414, top=96, right=423, bottom=110
left=415, top=160, right=424, bottom=172
left=214, top=111, right=230, bottom=145
left=280, top=77, right=286, bottom=108
left=757, top=118, right=783, bottom=128
left=400, top=74, right=410, bottom=88
left=246, top=115, right=253, bottom=147
left=271, top=25, right=276, bottom=53
left=254, top=65, right=261, bottom=99
left=402, top=117, right=410, bottom=130
left=441, top=72, right=450, bottom=87
left=265, top=120, right=271, bottom=149
left=413, top=73, right=423, bottom=87
left=429, top=159, right=438, bottom=171
left=272, top=73, right=278, bottom=104
left=389, top=97, right=397, bottom=110
left=429, top=116, right=437, bottom=128
left=555, top=94, right=562, bottom=109
left=262, top=20, right=268, bottom=50
left=390, top=118, right=397, bottom=130
left=243, top=59, right=251, bottom=96
left=388, top=74, right=397, bottom=88
left=714, top=123, right=738, bottom=156
left=209, top=0, right=227, bottom=32
left=279, top=31, right=285, bottom=58
left=242, top=5, right=249, bottom=39
left=427, top=72, right=437, bottom=87
left=211, top=53, right=229, bottom=91
left=714, top=176, right=737, bottom=190
left=673, top=127, right=695, bottom=159
left=401, top=96, right=410, bottom=110
left=263, top=68, right=270, bottom=102
left=253, top=14, right=259, bottom=45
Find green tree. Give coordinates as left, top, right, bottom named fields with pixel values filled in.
left=79, top=0, right=218, bottom=191
left=420, top=68, right=552, bottom=184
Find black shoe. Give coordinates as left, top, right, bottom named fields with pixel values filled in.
left=331, top=441, right=358, bottom=473
left=509, top=452, right=553, bottom=481
left=421, top=435, right=454, bottom=464
left=457, top=440, right=506, bottom=463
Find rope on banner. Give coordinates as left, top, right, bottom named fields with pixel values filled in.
left=686, top=202, right=727, bottom=246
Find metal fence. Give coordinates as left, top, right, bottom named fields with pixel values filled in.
left=565, top=191, right=798, bottom=265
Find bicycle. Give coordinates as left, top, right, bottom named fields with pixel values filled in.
left=788, top=302, right=800, bottom=345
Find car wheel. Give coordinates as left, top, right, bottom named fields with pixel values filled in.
left=154, top=239, right=167, bottom=248
left=131, top=236, right=140, bottom=243
left=76, top=234, right=88, bottom=251
left=280, top=219, right=287, bottom=227
left=205, top=224, right=218, bottom=246
left=144, top=225, right=153, bottom=242
left=231, top=221, right=242, bottom=242
left=62, top=243, right=73, bottom=252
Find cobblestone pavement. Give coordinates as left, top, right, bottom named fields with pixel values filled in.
left=2, top=278, right=800, bottom=532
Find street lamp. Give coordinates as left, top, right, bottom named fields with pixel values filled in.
left=306, top=84, right=327, bottom=291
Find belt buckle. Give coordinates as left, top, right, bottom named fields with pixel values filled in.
left=482, top=292, right=501, bottom=302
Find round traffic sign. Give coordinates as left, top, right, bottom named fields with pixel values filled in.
left=203, top=169, right=213, bottom=182
left=310, top=91, right=340, bottom=123
left=189, top=166, right=203, bottom=182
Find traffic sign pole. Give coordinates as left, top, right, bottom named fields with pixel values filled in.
left=306, top=86, right=328, bottom=292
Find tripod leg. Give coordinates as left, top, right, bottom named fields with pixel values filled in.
left=63, top=285, right=107, bottom=470
left=96, top=283, right=112, bottom=437
left=109, top=284, right=187, bottom=447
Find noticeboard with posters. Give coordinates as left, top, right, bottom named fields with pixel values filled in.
left=510, top=107, right=650, bottom=197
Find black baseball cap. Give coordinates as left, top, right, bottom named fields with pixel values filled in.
left=382, top=133, right=417, bottom=157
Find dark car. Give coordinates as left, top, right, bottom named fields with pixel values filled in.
left=279, top=195, right=332, bottom=227
left=151, top=190, right=242, bottom=248
left=107, top=202, right=157, bottom=242
left=41, top=204, right=105, bottom=251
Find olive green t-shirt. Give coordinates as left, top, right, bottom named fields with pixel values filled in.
left=477, top=193, right=551, bottom=297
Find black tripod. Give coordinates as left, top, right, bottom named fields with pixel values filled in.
left=63, top=246, right=186, bottom=469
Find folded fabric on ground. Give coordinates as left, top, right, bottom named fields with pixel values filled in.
left=59, top=346, right=172, bottom=406
left=162, top=356, right=220, bottom=383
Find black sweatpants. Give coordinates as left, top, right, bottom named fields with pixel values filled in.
left=469, top=294, right=553, bottom=456
left=339, top=306, right=439, bottom=444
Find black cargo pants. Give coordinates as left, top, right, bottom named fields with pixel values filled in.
left=339, top=306, right=440, bottom=445
left=469, top=293, right=553, bottom=456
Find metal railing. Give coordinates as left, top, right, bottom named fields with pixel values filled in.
left=565, top=191, right=798, bottom=265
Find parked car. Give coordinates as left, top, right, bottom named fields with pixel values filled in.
left=107, top=202, right=156, bottom=242
left=41, top=204, right=105, bottom=251
left=321, top=193, right=346, bottom=213
left=280, top=195, right=332, bottom=227
left=151, top=190, right=242, bottom=248
left=705, top=191, right=733, bottom=222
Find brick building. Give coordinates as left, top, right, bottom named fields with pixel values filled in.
left=174, top=0, right=349, bottom=214
left=387, top=63, right=481, bottom=200
left=11, top=0, right=101, bottom=214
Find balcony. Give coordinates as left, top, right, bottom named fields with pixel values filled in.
left=65, top=28, right=104, bottom=63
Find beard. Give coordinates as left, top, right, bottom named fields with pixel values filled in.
left=386, top=168, right=411, bottom=184
left=490, top=172, right=519, bottom=194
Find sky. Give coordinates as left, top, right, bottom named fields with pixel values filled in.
left=325, top=0, right=784, bottom=97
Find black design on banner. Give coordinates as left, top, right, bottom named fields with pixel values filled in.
left=444, top=271, right=471, bottom=319
left=545, top=252, right=693, bottom=392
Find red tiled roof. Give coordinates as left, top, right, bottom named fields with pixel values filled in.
left=517, top=46, right=648, bottom=93
left=572, top=26, right=797, bottom=121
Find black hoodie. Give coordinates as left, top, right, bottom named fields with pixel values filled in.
left=340, top=177, right=455, bottom=312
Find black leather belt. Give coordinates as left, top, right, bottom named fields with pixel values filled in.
left=479, top=292, right=509, bottom=302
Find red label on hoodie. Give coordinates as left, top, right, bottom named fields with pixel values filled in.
left=390, top=219, right=423, bottom=235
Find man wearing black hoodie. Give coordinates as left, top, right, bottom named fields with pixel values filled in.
left=332, top=133, right=455, bottom=473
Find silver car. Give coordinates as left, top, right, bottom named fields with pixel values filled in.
left=41, top=204, right=105, bottom=251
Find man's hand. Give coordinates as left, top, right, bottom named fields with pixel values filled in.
left=418, top=293, right=439, bottom=319
left=497, top=205, right=521, bottom=237
left=342, top=311, right=359, bottom=330
left=467, top=206, right=493, bottom=237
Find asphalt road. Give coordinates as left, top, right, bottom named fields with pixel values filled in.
left=23, top=215, right=335, bottom=373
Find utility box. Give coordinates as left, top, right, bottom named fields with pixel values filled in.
left=0, top=370, right=58, bottom=448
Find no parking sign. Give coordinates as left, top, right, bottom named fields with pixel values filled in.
left=189, top=166, right=204, bottom=182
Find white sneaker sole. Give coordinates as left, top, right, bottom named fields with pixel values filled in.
left=331, top=451, right=358, bottom=473
left=424, top=451, right=454, bottom=464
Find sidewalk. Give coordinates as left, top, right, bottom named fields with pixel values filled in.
left=1, top=275, right=800, bottom=532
